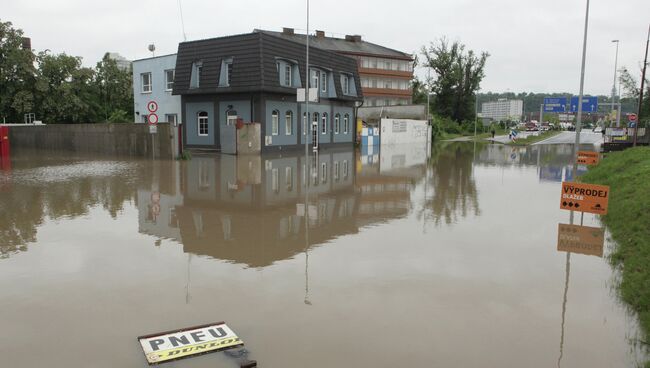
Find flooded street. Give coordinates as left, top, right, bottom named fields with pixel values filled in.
left=0, top=143, right=647, bottom=367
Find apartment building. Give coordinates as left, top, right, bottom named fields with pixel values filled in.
left=481, top=99, right=523, bottom=122
left=256, top=28, right=414, bottom=107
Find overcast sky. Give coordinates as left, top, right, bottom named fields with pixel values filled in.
left=4, top=0, right=650, bottom=95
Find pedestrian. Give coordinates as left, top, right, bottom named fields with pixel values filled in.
left=491, top=128, right=495, bottom=139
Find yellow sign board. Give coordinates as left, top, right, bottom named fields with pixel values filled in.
left=560, top=182, right=609, bottom=215
left=138, top=322, right=243, bottom=364
left=557, top=223, right=605, bottom=257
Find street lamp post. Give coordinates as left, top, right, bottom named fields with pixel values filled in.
left=634, top=25, right=649, bottom=147
left=611, top=40, right=620, bottom=127
left=573, top=0, right=590, bottom=150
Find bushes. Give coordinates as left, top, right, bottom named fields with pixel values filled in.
left=431, top=115, right=478, bottom=137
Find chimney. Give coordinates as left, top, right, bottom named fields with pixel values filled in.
left=21, top=37, right=31, bottom=50
left=315, top=30, right=325, bottom=38
left=345, top=35, right=362, bottom=42
left=282, top=27, right=294, bottom=35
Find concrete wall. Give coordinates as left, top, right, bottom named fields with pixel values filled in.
left=379, top=118, right=430, bottom=145
left=132, top=54, right=182, bottom=124
left=237, top=123, right=261, bottom=154
left=7, top=123, right=173, bottom=159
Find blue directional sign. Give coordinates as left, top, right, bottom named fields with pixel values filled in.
left=570, top=96, right=598, bottom=113
left=543, top=97, right=567, bottom=112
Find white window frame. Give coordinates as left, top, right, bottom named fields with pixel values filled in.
left=343, top=160, right=349, bottom=179
left=320, top=71, right=327, bottom=93
left=343, top=114, right=349, bottom=134
left=226, top=111, right=238, bottom=126
left=271, top=110, right=279, bottom=136
left=141, top=72, right=152, bottom=93
left=165, top=69, right=174, bottom=91
left=165, top=114, right=177, bottom=124
left=342, top=75, right=350, bottom=95
left=284, top=64, right=292, bottom=86
left=334, top=114, right=340, bottom=134
left=302, top=113, right=307, bottom=135
left=285, top=111, right=293, bottom=135
left=321, top=162, right=327, bottom=183
left=285, top=167, right=293, bottom=191
left=334, top=161, right=340, bottom=181
left=272, top=168, right=279, bottom=193
left=225, top=61, right=233, bottom=86
left=321, top=113, right=327, bottom=135
left=198, top=111, right=209, bottom=136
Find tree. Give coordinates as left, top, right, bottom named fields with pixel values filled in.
left=619, top=67, right=649, bottom=123
left=94, top=53, right=133, bottom=122
left=421, top=39, right=489, bottom=123
left=0, top=20, right=37, bottom=123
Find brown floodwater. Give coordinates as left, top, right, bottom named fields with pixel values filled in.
left=0, top=142, right=647, bottom=367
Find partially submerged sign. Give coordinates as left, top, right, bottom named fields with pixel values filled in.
left=138, top=322, right=243, bottom=364
left=560, top=182, right=609, bottom=215
left=577, top=151, right=599, bottom=165
left=557, top=223, right=605, bottom=257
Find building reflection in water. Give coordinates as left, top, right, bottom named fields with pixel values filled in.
left=137, top=144, right=434, bottom=268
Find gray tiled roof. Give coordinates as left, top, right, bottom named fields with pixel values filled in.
left=254, top=29, right=412, bottom=59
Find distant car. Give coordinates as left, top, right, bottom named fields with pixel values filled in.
left=525, top=123, right=538, bottom=131
left=592, top=126, right=604, bottom=133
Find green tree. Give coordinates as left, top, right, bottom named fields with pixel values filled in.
left=94, top=53, right=133, bottom=122
left=421, top=39, right=488, bottom=123
left=619, top=67, right=649, bottom=124
left=0, top=20, right=37, bottom=123
left=34, top=52, right=99, bottom=123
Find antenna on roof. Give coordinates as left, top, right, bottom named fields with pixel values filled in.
left=148, top=44, right=156, bottom=57
left=178, top=0, right=187, bottom=41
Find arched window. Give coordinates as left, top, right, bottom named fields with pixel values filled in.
left=334, top=113, right=341, bottom=134
left=343, top=114, right=350, bottom=134
left=226, top=110, right=237, bottom=126
left=285, top=111, right=293, bottom=135
left=197, top=111, right=209, bottom=136
left=303, top=112, right=307, bottom=135
left=313, top=112, right=319, bottom=126
left=321, top=112, right=328, bottom=135
left=271, top=110, right=279, bottom=135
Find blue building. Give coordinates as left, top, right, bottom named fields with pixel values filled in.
left=172, top=31, right=363, bottom=153
left=132, top=54, right=181, bottom=125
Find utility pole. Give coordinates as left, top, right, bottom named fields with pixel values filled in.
left=634, top=24, right=649, bottom=147
left=611, top=40, right=620, bottom=127
left=574, top=0, right=590, bottom=151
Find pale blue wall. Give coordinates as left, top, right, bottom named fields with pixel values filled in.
left=132, top=54, right=181, bottom=123
left=332, top=106, right=354, bottom=143
left=218, top=101, right=251, bottom=126
left=186, top=102, right=215, bottom=146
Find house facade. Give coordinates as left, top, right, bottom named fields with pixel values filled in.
left=173, top=32, right=363, bottom=153
left=132, top=54, right=181, bottom=124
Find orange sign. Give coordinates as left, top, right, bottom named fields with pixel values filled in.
left=560, top=182, right=609, bottom=215
left=557, top=223, right=605, bottom=257
left=577, top=151, right=599, bottom=165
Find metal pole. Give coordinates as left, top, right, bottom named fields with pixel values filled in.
left=635, top=24, right=649, bottom=147
left=611, top=40, right=620, bottom=127
left=305, top=0, right=310, bottom=163
left=574, top=0, right=590, bottom=151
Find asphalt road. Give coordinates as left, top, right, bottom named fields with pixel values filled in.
left=533, top=131, right=604, bottom=145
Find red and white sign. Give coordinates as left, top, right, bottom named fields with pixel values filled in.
left=628, top=113, right=638, bottom=122
left=147, top=114, right=159, bottom=125
left=147, top=101, right=158, bottom=113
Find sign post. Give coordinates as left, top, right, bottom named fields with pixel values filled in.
left=557, top=223, right=605, bottom=257
left=147, top=100, right=158, bottom=159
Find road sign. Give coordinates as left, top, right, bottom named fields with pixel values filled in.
left=138, top=322, right=243, bottom=364
left=149, top=125, right=157, bottom=134
left=569, top=96, right=598, bottom=113
left=557, top=223, right=605, bottom=257
left=560, top=182, right=609, bottom=215
left=147, top=101, right=158, bottom=113
left=543, top=97, right=567, bottom=112
left=147, top=113, right=158, bottom=125
left=628, top=113, right=638, bottom=122
left=297, top=88, right=319, bottom=103
left=577, top=151, right=599, bottom=165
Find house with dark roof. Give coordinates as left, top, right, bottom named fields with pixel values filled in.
left=172, top=32, right=363, bottom=153
left=255, top=28, right=414, bottom=108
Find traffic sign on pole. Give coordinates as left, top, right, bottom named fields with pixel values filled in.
left=148, top=113, right=159, bottom=125
left=147, top=101, right=158, bottom=113
left=628, top=113, right=638, bottom=122
left=543, top=97, right=567, bottom=112
left=570, top=96, right=598, bottom=113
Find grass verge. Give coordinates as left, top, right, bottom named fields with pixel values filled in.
left=505, top=130, right=561, bottom=146
left=581, top=147, right=650, bottom=355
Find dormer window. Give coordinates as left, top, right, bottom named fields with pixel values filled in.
left=342, top=74, right=350, bottom=95
left=320, top=71, right=327, bottom=93
left=190, top=61, right=202, bottom=88
left=285, top=64, right=292, bottom=86
left=219, top=57, right=233, bottom=87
